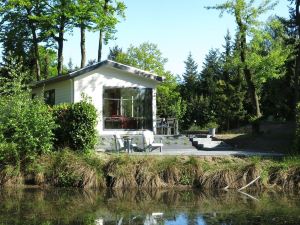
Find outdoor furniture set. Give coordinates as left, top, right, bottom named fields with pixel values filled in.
left=114, top=131, right=163, bottom=153
left=156, top=118, right=178, bottom=135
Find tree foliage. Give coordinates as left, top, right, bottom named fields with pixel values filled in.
left=0, top=0, right=50, bottom=80
left=157, top=71, right=186, bottom=120
left=181, top=52, right=200, bottom=98
left=207, top=0, right=279, bottom=119
left=0, top=0, right=126, bottom=79
left=247, top=18, right=291, bottom=87
left=114, top=42, right=167, bottom=75
left=180, top=32, right=246, bottom=131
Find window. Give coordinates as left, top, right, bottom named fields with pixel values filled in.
left=44, top=89, right=55, bottom=106
left=103, top=87, right=152, bottom=130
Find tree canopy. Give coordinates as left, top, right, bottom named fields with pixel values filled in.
left=0, top=0, right=126, bottom=79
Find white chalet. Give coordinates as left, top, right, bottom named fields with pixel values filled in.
left=31, top=60, right=164, bottom=135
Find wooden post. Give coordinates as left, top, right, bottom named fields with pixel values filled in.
left=131, top=96, right=134, bottom=117
left=120, top=97, right=123, bottom=115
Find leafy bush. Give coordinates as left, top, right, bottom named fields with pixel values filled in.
left=206, top=121, right=219, bottom=129
left=52, top=103, right=72, bottom=149
left=53, top=98, right=98, bottom=152
left=188, top=124, right=204, bottom=132
left=0, top=142, right=19, bottom=167
left=0, top=94, right=56, bottom=165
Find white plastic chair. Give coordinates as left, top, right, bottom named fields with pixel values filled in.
left=143, top=130, right=163, bottom=152
left=114, top=134, right=137, bottom=153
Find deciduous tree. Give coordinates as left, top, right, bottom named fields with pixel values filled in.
left=74, top=0, right=94, bottom=68
left=206, top=0, right=278, bottom=118
left=0, top=0, right=49, bottom=80
left=41, top=0, right=76, bottom=75
left=93, top=0, right=126, bottom=62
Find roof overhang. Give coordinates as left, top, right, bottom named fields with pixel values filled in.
left=31, top=60, right=164, bottom=88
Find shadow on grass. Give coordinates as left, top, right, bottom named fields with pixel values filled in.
left=216, top=122, right=295, bottom=154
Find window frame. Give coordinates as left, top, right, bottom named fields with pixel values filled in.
left=44, top=89, right=55, bottom=106
left=102, top=87, right=153, bottom=131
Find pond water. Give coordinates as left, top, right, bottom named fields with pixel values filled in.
left=0, top=187, right=300, bottom=225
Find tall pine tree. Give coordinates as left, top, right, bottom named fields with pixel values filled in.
left=181, top=52, right=200, bottom=99
left=216, top=31, right=246, bottom=130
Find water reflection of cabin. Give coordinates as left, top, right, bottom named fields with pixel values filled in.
left=31, top=60, right=164, bottom=135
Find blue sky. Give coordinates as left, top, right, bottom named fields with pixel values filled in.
left=47, top=1, right=292, bottom=75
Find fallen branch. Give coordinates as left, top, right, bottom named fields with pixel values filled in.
left=223, top=173, right=245, bottom=190
left=238, top=190, right=259, bottom=201
left=238, top=176, right=261, bottom=191
left=223, top=185, right=229, bottom=190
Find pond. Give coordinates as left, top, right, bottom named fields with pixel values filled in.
left=0, top=187, right=300, bottom=225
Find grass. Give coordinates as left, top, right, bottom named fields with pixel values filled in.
left=0, top=150, right=300, bottom=191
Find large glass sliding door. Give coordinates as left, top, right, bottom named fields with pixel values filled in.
left=103, top=87, right=152, bottom=130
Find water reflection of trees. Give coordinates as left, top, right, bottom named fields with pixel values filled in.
left=0, top=188, right=299, bottom=225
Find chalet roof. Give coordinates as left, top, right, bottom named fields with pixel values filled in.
left=32, top=60, right=164, bottom=87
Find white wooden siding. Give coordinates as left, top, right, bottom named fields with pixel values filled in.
left=31, top=79, right=73, bottom=104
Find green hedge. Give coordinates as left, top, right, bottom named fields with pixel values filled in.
left=53, top=99, right=98, bottom=152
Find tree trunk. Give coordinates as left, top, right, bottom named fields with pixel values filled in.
left=234, top=9, right=262, bottom=134
left=243, top=66, right=261, bottom=117
left=44, top=52, right=49, bottom=79
left=97, top=0, right=109, bottom=62
left=57, top=23, right=64, bottom=75
left=80, top=24, right=86, bottom=68
left=57, top=36, right=64, bottom=75
left=98, top=29, right=103, bottom=62
left=238, top=25, right=261, bottom=118
left=294, top=0, right=300, bottom=118
left=31, top=26, right=41, bottom=81
left=26, top=8, right=41, bottom=81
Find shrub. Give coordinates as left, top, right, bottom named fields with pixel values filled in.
left=52, top=103, right=72, bottom=149
left=0, top=142, right=19, bottom=167
left=0, top=94, right=56, bottom=165
left=205, top=121, right=219, bottom=129
left=53, top=98, right=98, bottom=152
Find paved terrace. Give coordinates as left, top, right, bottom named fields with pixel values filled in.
left=103, top=135, right=285, bottom=157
